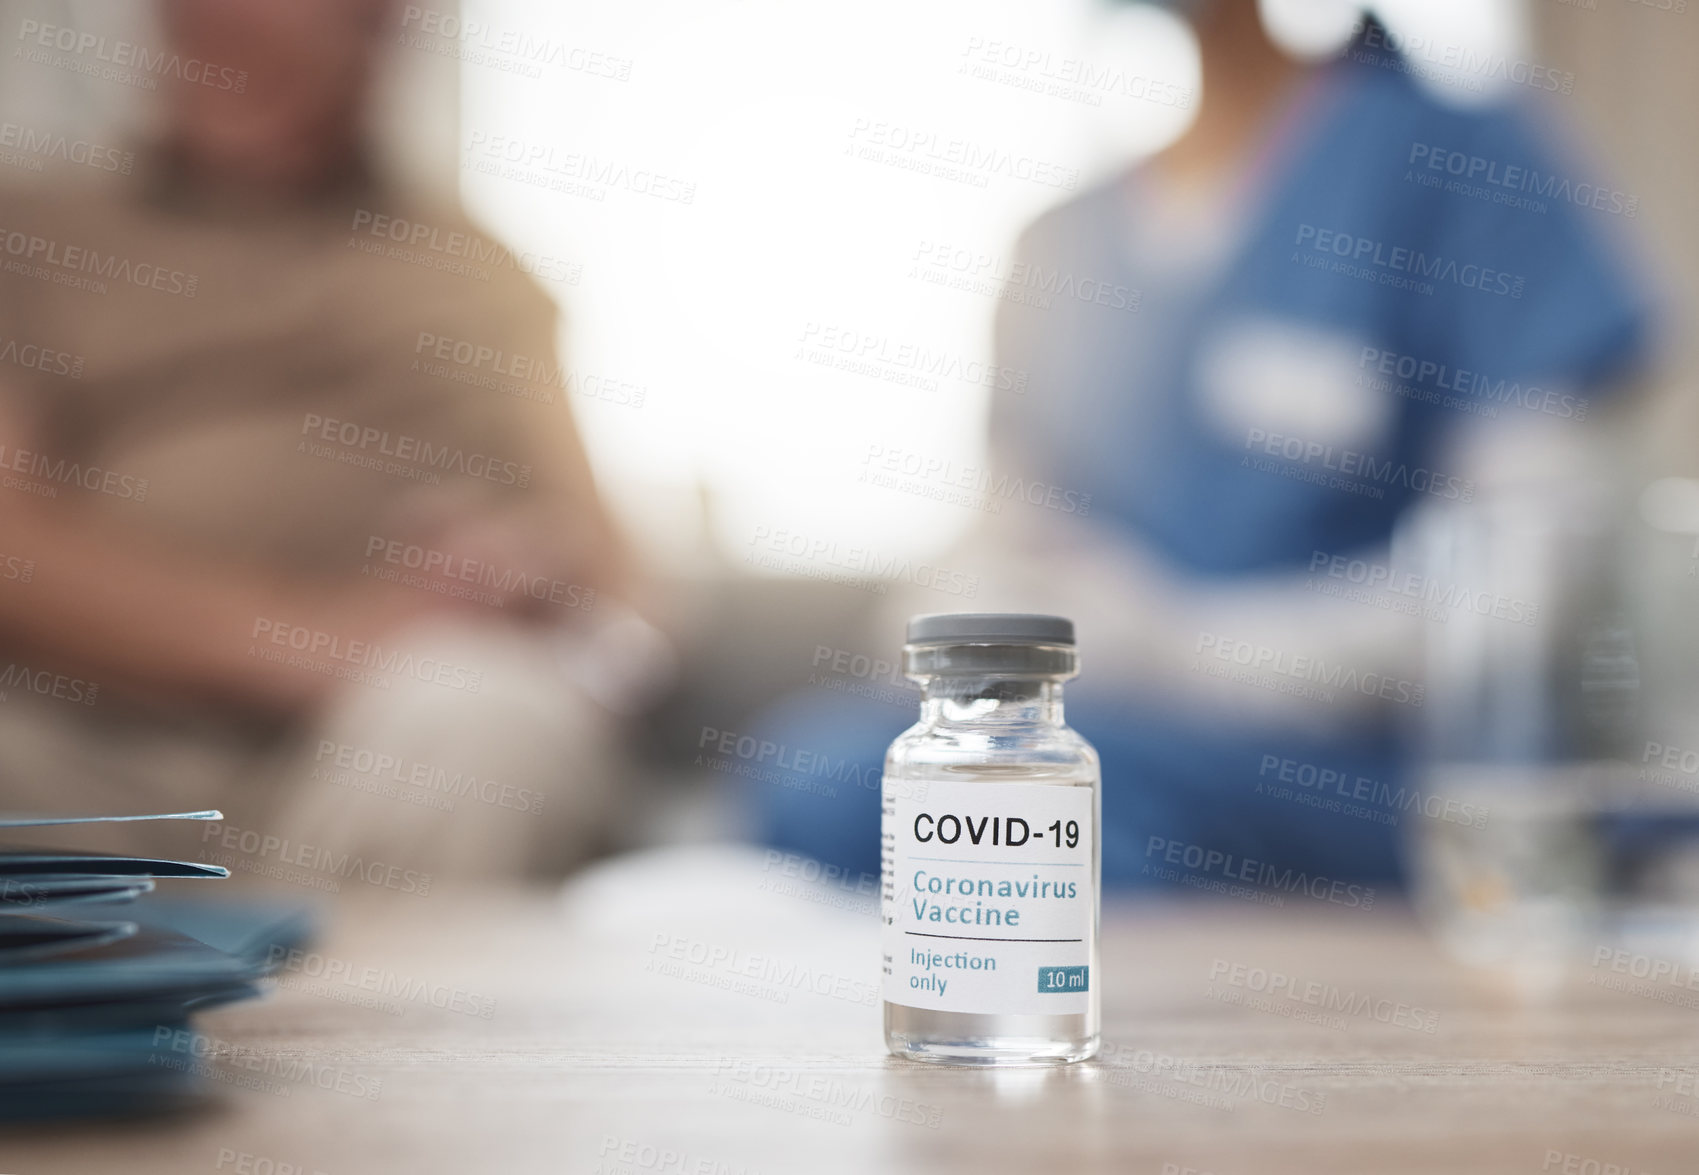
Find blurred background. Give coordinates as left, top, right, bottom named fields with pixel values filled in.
left=2, top=0, right=1698, bottom=982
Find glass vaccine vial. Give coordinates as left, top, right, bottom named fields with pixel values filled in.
left=881, top=613, right=1101, bottom=1065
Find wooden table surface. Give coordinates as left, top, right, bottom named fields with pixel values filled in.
left=5, top=846, right=1697, bottom=1175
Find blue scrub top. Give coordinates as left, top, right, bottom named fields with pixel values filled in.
left=993, top=20, right=1651, bottom=577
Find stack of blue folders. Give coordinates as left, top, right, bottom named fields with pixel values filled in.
left=0, top=810, right=313, bottom=1121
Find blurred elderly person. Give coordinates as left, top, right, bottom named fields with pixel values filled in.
left=0, top=0, right=655, bottom=880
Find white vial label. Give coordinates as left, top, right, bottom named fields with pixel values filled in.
left=882, top=779, right=1094, bottom=1016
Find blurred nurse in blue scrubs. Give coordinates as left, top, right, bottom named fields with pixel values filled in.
left=753, top=0, right=1655, bottom=887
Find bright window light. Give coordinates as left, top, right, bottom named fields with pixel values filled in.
left=459, top=0, right=1198, bottom=575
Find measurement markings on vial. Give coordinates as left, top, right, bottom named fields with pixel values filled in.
left=1038, top=965, right=1090, bottom=992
